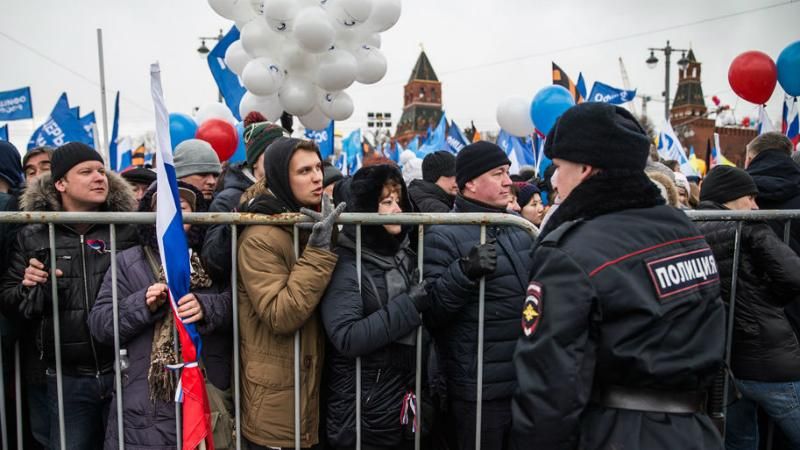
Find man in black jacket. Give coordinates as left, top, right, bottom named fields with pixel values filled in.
left=697, top=166, right=800, bottom=448
left=408, top=150, right=457, bottom=212
left=424, top=141, right=534, bottom=450
left=0, top=143, right=138, bottom=449
left=512, top=103, right=725, bottom=450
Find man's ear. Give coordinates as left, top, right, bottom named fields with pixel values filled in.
left=580, top=164, right=596, bottom=181
left=54, top=178, right=67, bottom=193
left=464, top=180, right=477, bottom=194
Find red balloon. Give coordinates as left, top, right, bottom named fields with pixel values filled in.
left=728, top=51, right=777, bottom=105
left=194, top=119, right=238, bottom=162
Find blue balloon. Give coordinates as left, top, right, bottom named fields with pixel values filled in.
left=169, top=113, right=197, bottom=150
left=777, top=40, right=800, bottom=97
left=530, top=85, right=576, bottom=135
left=228, top=122, right=247, bottom=164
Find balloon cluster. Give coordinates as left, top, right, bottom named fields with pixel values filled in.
left=208, top=0, right=402, bottom=130
left=728, top=40, right=800, bottom=104
left=496, top=85, right=575, bottom=138
left=169, top=103, right=241, bottom=162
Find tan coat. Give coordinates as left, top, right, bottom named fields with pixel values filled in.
left=237, top=222, right=338, bottom=448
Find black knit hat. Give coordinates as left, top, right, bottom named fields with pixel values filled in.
left=422, top=151, right=456, bottom=183
left=456, top=141, right=511, bottom=190
left=700, top=166, right=759, bottom=204
left=544, top=102, right=650, bottom=171
left=514, top=182, right=540, bottom=208
left=51, top=142, right=104, bottom=182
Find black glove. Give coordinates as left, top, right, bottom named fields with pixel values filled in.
left=408, top=279, right=431, bottom=313
left=299, top=194, right=346, bottom=250
left=459, top=239, right=497, bottom=280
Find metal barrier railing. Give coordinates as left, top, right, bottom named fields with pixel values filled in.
left=0, top=211, right=537, bottom=450
left=1, top=209, right=795, bottom=449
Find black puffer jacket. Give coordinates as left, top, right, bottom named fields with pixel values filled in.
left=202, top=162, right=256, bottom=282
left=408, top=179, right=454, bottom=213
left=320, top=165, right=423, bottom=448
left=0, top=172, right=138, bottom=375
left=696, top=201, right=800, bottom=381
left=746, top=149, right=800, bottom=251
left=423, top=195, right=534, bottom=402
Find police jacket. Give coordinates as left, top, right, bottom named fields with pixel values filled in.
left=0, top=172, right=138, bottom=376
left=424, top=195, right=534, bottom=402
left=321, top=229, right=422, bottom=448
left=696, top=201, right=800, bottom=382
left=512, top=172, right=725, bottom=450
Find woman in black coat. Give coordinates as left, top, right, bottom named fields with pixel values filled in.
left=321, top=164, right=430, bottom=450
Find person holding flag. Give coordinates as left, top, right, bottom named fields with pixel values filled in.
left=88, top=181, right=233, bottom=449
left=237, top=136, right=345, bottom=449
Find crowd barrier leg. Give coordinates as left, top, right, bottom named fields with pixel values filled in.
left=14, top=341, right=22, bottom=450
left=414, top=225, right=424, bottom=450
left=49, top=224, right=66, bottom=450
left=110, top=225, right=125, bottom=449
left=721, top=222, right=743, bottom=441
left=0, top=332, right=8, bottom=450
left=475, top=225, right=487, bottom=450
left=355, top=225, right=362, bottom=450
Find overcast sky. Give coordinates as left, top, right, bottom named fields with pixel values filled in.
left=1, top=0, right=798, bottom=152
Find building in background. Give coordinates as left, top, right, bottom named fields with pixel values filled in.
left=394, top=50, right=443, bottom=146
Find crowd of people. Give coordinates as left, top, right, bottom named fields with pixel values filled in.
left=0, top=104, right=798, bottom=450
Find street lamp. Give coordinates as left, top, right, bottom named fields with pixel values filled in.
left=197, top=29, right=225, bottom=102
left=645, top=40, right=690, bottom=121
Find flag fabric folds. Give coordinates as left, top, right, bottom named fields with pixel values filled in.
left=28, top=93, right=91, bottom=150
left=657, top=120, right=698, bottom=177
left=552, top=63, right=583, bottom=103
left=587, top=81, right=637, bottom=105
left=208, top=27, right=247, bottom=121
left=0, top=87, right=33, bottom=121
left=304, top=121, right=334, bottom=161
left=497, top=129, right=535, bottom=174
left=782, top=96, right=799, bottom=149
left=758, top=105, right=775, bottom=135
left=109, top=92, right=121, bottom=171
left=0, top=124, right=8, bottom=141
left=341, top=129, right=362, bottom=175
left=419, top=114, right=447, bottom=156
left=445, top=120, right=469, bottom=154
left=150, top=62, right=214, bottom=450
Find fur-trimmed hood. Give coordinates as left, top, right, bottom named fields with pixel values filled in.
left=20, top=170, right=137, bottom=213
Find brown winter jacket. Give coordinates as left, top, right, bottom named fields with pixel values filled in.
left=237, top=220, right=338, bottom=448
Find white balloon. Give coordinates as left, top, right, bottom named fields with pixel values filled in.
left=240, top=18, right=282, bottom=58
left=316, top=49, right=357, bottom=91
left=264, top=0, right=300, bottom=32
left=196, top=102, right=237, bottom=125
left=279, top=39, right=320, bottom=75
left=208, top=0, right=238, bottom=20
left=294, top=7, right=336, bottom=54
left=364, top=32, right=381, bottom=48
left=324, top=0, right=373, bottom=27
left=319, top=91, right=354, bottom=121
left=363, top=0, right=400, bottom=32
left=239, top=92, right=283, bottom=122
left=230, top=0, right=257, bottom=22
left=496, top=97, right=535, bottom=137
left=299, top=105, right=332, bottom=130
left=224, top=41, right=251, bottom=75
left=354, top=45, right=386, bottom=84
left=242, top=57, right=286, bottom=96
left=279, top=76, right=317, bottom=116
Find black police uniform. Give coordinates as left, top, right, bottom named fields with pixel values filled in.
left=512, top=188, right=726, bottom=449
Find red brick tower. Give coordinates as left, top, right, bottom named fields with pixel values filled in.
left=394, top=50, right=443, bottom=146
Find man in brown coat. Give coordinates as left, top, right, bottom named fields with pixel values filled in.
left=237, top=137, right=345, bottom=449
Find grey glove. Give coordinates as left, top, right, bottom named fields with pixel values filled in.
left=299, top=194, right=346, bottom=250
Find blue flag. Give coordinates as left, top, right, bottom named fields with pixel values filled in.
left=0, top=87, right=33, bottom=121
left=208, top=27, right=246, bottom=121
left=386, top=141, right=400, bottom=162
left=28, top=93, right=91, bottom=150
left=445, top=120, right=469, bottom=154
left=0, top=124, right=8, bottom=141
left=419, top=113, right=447, bottom=156
left=342, top=129, right=362, bottom=175
left=109, top=92, right=121, bottom=171
left=497, top=129, right=535, bottom=174
left=80, top=112, right=96, bottom=145
left=304, top=121, right=334, bottom=161
left=587, top=81, right=637, bottom=105
left=407, top=136, right=419, bottom=155
left=576, top=73, right=587, bottom=102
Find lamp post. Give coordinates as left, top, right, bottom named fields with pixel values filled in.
left=197, top=29, right=225, bottom=102
left=646, top=41, right=690, bottom=121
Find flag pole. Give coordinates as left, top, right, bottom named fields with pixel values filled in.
left=97, top=29, right=111, bottom=169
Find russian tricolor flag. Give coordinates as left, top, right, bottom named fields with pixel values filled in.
left=783, top=96, right=799, bottom=150
left=150, top=63, right=214, bottom=450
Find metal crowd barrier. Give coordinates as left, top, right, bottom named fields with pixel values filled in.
left=0, top=211, right=536, bottom=450
left=0, top=209, right=796, bottom=450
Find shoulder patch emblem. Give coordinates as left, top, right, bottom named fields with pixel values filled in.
left=522, top=282, right=543, bottom=337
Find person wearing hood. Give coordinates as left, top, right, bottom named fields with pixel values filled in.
left=0, top=141, right=24, bottom=271
left=202, top=112, right=288, bottom=283
left=0, top=142, right=139, bottom=449
left=88, top=182, right=233, bottom=449
left=423, top=141, right=534, bottom=450
left=512, top=103, right=725, bottom=450
left=320, top=164, right=430, bottom=449
left=695, top=166, right=800, bottom=449
left=408, top=151, right=457, bottom=213
left=237, top=137, right=345, bottom=449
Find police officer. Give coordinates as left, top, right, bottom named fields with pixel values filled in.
left=511, top=103, right=725, bottom=449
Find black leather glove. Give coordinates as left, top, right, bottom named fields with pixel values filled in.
left=459, top=239, right=497, bottom=280
left=300, top=194, right=346, bottom=250
left=408, top=279, right=431, bottom=313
